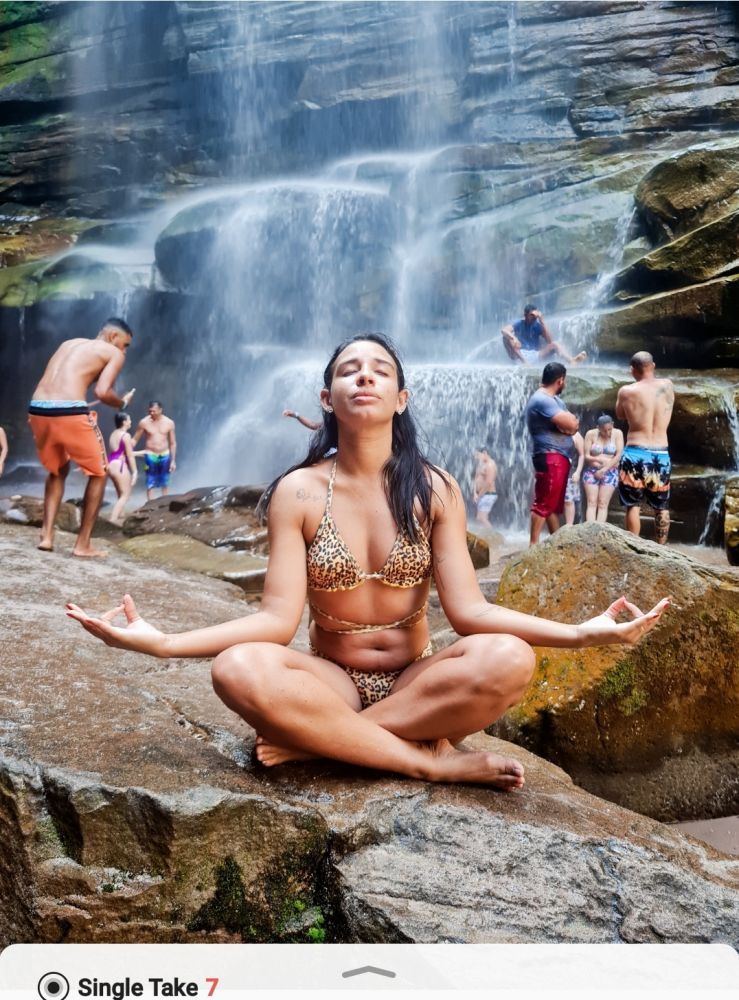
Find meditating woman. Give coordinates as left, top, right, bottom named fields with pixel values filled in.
left=67, top=335, right=668, bottom=790
left=107, top=411, right=138, bottom=525
left=582, top=414, right=624, bottom=523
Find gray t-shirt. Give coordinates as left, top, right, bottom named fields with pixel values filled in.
left=525, top=388, right=574, bottom=460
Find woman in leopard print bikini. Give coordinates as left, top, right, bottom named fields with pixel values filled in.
left=67, top=335, right=670, bottom=790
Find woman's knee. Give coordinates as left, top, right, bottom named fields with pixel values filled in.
left=459, top=634, right=536, bottom=699
left=211, top=642, right=281, bottom=708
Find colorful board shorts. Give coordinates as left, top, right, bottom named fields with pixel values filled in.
left=564, top=475, right=580, bottom=504
left=582, top=465, right=619, bottom=489
left=531, top=451, right=570, bottom=518
left=476, top=492, right=498, bottom=515
left=145, top=451, right=171, bottom=489
left=28, top=400, right=107, bottom=477
left=618, top=445, right=671, bottom=510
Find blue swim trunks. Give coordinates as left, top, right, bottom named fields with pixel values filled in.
left=618, top=445, right=670, bottom=510
left=145, top=451, right=171, bottom=490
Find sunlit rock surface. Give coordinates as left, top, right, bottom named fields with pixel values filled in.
left=1, top=522, right=738, bottom=945
left=493, top=523, right=739, bottom=822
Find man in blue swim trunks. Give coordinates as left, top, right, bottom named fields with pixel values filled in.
left=501, top=304, right=587, bottom=366
left=616, top=351, right=674, bottom=545
left=132, top=400, right=177, bottom=500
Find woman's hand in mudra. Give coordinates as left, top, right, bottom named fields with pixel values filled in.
left=66, top=594, right=166, bottom=657
left=577, top=595, right=671, bottom=648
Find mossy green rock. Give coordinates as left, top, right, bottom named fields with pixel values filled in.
left=635, top=140, right=739, bottom=243
left=493, top=523, right=739, bottom=821
left=597, top=274, right=739, bottom=367
left=610, top=208, right=739, bottom=300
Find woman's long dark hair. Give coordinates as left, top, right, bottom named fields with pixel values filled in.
left=258, top=333, right=450, bottom=540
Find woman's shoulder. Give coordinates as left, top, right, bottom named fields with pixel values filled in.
left=428, top=465, right=462, bottom=516
left=271, top=461, right=333, bottom=508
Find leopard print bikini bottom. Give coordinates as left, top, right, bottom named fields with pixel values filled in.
left=309, top=640, right=434, bottom=709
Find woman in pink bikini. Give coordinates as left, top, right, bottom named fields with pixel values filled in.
left=67, top=335, right=669, bottom=789
left=106, top=412, right=138, bottom=525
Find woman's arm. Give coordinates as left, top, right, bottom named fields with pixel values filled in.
left=123, top=433, right=138, bottom=481
left=430, top=474, right=669, bottom=647
left=66, top=477, right=309, bottom=658
left=572, top=433, right=584, bottom=480
left=582, top=430, right=601, bottom=464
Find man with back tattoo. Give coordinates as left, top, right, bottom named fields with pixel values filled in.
left=616, top=351, right=674, bottom=544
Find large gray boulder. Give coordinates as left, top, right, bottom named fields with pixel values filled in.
left=1, top=522, right=738, bottom=945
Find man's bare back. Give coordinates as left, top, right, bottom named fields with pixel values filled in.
left=33, top=338, right=132, bottom=407
left=616, top=375, right=674, bottom=447
left=29, top=319, right=134, bottom=557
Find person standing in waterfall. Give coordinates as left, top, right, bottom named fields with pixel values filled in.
left=616, top=352, right=674, bottom=545
left=472, top=446, right=498, bottom=529
left=525, top=362, right=579, bottom=545
left=132, top=401, right=177, bottom=500
left=28, top=317, right=135, bottom=557
left=501, top=305, right=587, bottom=366
left=67, top=334, right=669, bottom=790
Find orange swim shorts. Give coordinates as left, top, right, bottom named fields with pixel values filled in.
left=28, top=404, right=107, bottom=477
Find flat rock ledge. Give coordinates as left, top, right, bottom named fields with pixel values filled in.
left=1, top=523, right=738, bottom=946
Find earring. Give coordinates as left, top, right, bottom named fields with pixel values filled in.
left=327, top=406, right=333, bottom=413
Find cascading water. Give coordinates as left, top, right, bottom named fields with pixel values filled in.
left=9, top=0, right=697, bottom=532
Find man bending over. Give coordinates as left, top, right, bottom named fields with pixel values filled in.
left=28, top=317, right=135, bottom=556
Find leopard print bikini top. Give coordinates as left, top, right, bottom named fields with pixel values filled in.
left=306, top=461, right=432, bottom=594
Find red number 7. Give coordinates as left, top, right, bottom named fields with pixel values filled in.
left=205, top=979, right=219, bottom=997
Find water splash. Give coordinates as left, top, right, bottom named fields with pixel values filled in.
left=197, top=359, right=538, bottom=531
left=698, top=483, right=725, bottom=546
left=561, top=206, right=636, bottom=360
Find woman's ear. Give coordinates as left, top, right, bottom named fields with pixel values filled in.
left=396, top=387, right=410, bottom=415
left=320, top=388, right=333, bottom=414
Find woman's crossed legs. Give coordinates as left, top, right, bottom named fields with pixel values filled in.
left=211, top=634, right=535, bottom=790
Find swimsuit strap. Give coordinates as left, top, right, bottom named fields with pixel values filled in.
left=326, top=460, right=338, bottom=510
left=309, top=600, right=428, bottom=635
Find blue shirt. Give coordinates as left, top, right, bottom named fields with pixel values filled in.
left=525, top=388, right=574, bottom=460
left=513, top=317, right=544, bottom=351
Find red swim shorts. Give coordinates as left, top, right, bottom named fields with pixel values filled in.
left=28, top=408, right=107, bottom=477
left=531, top=452, right=570, bottom=518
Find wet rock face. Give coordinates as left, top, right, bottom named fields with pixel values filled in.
left=493, top=523, right=739, bottom=822
left=122, top=486, right=266, bottom=549
left=2, top=521, right=739, bottom=945
left=726, top=475, right=739, bottom=566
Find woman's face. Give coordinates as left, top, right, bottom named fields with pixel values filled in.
left=122, top=416, right=131, bottom=432
left=599, top=420, right=613, bottom=435
left=322, top=340, right=408, bottom=423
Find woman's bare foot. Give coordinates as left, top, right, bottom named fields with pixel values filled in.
left=71, top=546, right=108, bottom=558
left=424, top=738, right=525, bottom=791
left=572, top=351, right=588, bottom=364
left=37, top=540, right=54, bottom=552
left=254, top=734, right=317, bottom=767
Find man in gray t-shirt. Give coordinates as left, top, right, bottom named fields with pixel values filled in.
left=524, top=362, right=579, bottom=544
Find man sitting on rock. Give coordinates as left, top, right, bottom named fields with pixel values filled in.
left=502, top=304, right=587, bottom=366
